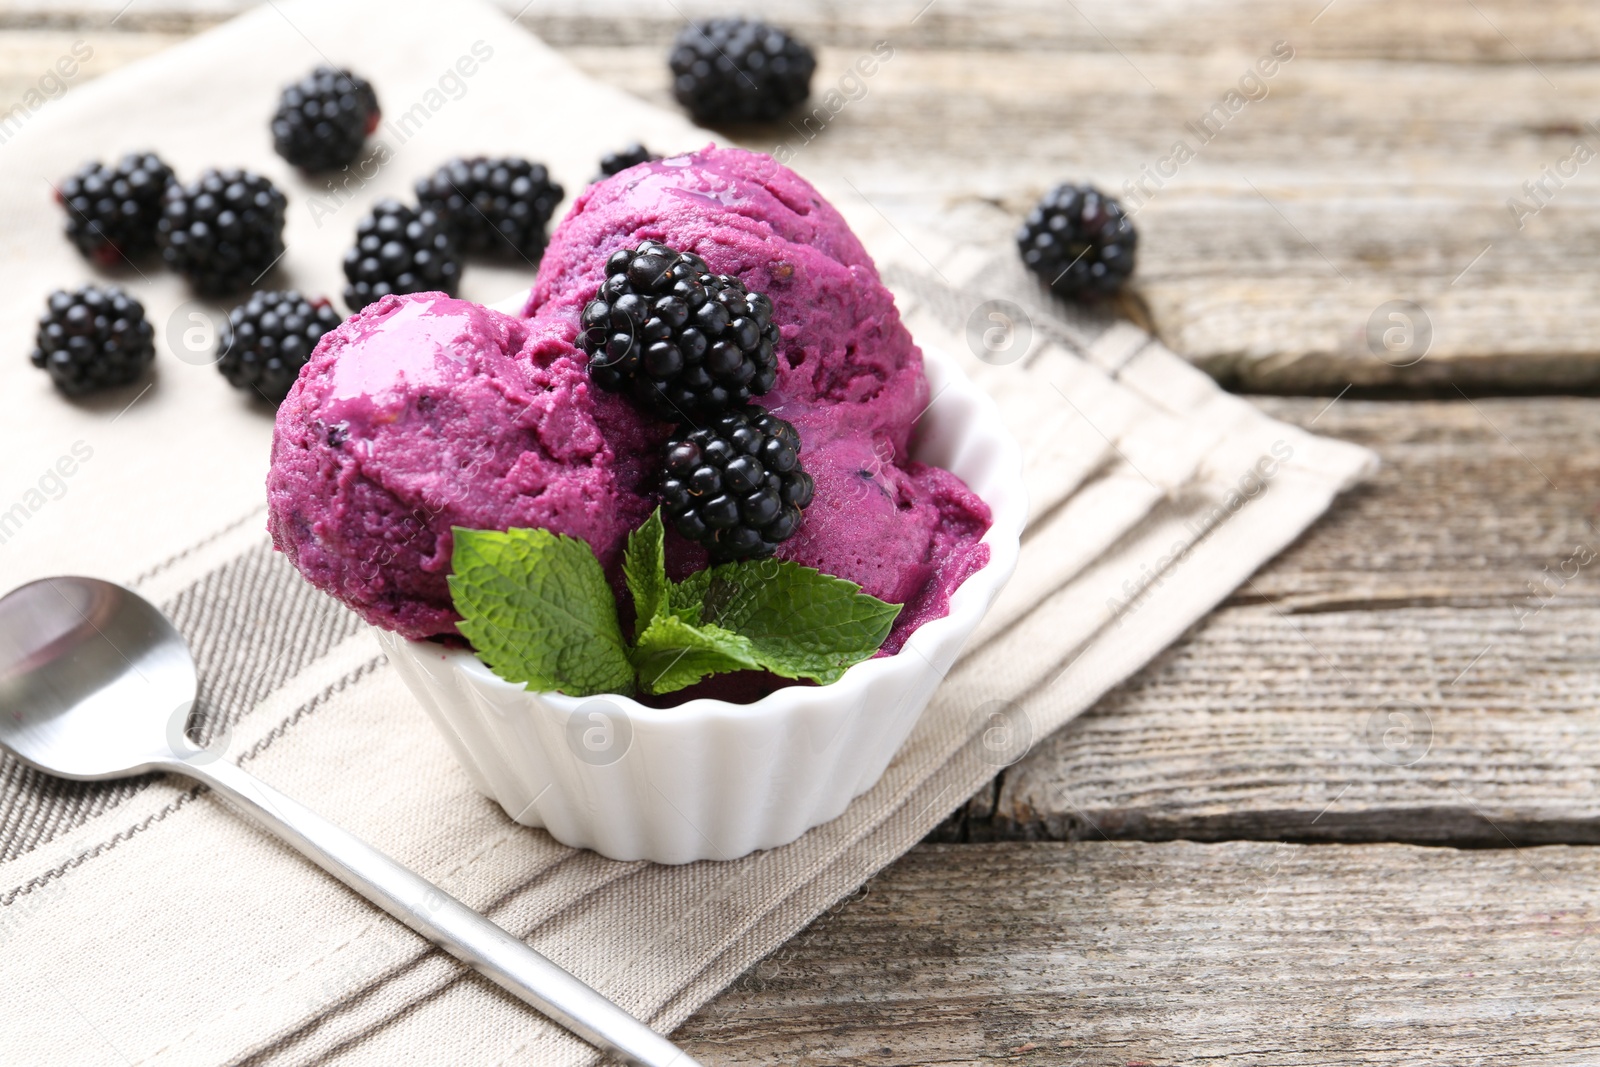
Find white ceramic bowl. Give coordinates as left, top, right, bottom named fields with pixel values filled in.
left=377, top=340, right=1026, bottom=863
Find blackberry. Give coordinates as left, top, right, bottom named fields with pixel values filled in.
left=217, top=290, right=342, bottom=403
left=662, top=406, right=813, bottom=561
left=158, top=168, right=288, bottom=295
left=414, top=157, right=563, bottom=259
left=595, top=143, right=661, bottom=181
left=1016, top=183, right=1137, bottom=298
left=271, top=66, right=381, bottom=171
left=341, top=198, right=461, bottom=312
left=56, top=152, right=175, bottom=267
left=669, top=18, right=816, bottom=124
left=578, top=239, right=780, bottom=420
left=30, top=285, right=155, bottom=396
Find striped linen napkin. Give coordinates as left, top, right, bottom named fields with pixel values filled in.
left=0, top=2, right=1375, bottom=1063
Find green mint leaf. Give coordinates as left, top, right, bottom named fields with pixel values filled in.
left=631, top=613, right=762, bottom=695
left=448, top=526, right=636, bottom=697
left=667, top=566, right=712, bottom=622
left=696, top=560, right=903, bottom=686
left=623, top=508, right=669, bottom=638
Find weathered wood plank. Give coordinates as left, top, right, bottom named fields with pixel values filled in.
left=558, top=44, right=1600, bottom=186
left=11, top=1, right=1600, bottom=65
left=1243, top=397, right=1599, bottom=608
left=957, top=398, right=1600, bottom=847
left=985, top=600, right=1600, bottom=846
left=675, top=840, right=1600, bottom=1065
left=525, top=0, right=1600, bottom=63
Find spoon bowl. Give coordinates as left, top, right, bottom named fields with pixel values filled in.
left=0, top=576, right=194, bottom=780
left=0, top=575, right=697, bottom=1067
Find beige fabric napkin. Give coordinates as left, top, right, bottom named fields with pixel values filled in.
left=0, top=3, right=1376, bottom=1064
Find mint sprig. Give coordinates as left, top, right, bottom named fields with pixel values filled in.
left=689, top=564, right=904, bottom=686
left=447, top=510, right=902, bottom=698
left=622, top=509, right=668, bottom=639
left=448, top=527, right=636, bottom=696
left=631, top=614, right=761, bottom=694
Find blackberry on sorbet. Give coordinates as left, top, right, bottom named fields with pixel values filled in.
left=30, top=285, right=155, bottom=396
left=271, top=66, right=381, bottom=171
left=1016, top=183, right=1137, bottom=298
left=578, top=239, right=780, bottom=420
left=662, top=406, right=813, bottom=561
left=342, top=198, right=461, bottom=312
left=414, top=157, right=563, bottom=259
left=669, top=18, right=816, bottom=124
left=158, top=168, right=288, bottom=295
left=217, top=290, right=342, bottom=403
left=595, top=143, right=661, bottom=181
left=56, top=152, right=175, bottom=266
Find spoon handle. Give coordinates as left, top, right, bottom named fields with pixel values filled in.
left=184, top=757, right=700, bottom=1067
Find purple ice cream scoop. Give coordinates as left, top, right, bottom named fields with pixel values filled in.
left=526, top=146, right=990, bottom=651
left=526, top=146, right=927, bottom=444
left=267, top=146, right=989, bottom=662
left=266, top=293, right=665, bottom=639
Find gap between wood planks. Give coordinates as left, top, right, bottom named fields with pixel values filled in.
left=932, top=397, right=1600, bottom=852
left=675, top=839, right=1600, bottom=1066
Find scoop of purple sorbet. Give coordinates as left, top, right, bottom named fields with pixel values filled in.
left=777, top=413, right=990, bottom=654
left=531, top=145, right=990, bottom=651
left=526, top=145, right=927, bottom=448
left=266, top=292, right=665, bottom=639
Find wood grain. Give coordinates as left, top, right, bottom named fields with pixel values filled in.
left=1241, top=396, right=1599, bottom=608
left=675, top=839, right=1600, bottom=1065
left=943, top=397, right=1600, bottom=848
left=985, top=601, right=1600, bottom=846
left=21, top=0, right=1596, bottom=63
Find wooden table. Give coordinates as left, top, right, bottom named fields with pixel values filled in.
left=10, top=2, right=1597, bottom=1062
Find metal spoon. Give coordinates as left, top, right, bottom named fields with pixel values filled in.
left=0, top=576, right=699, bottom=1067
